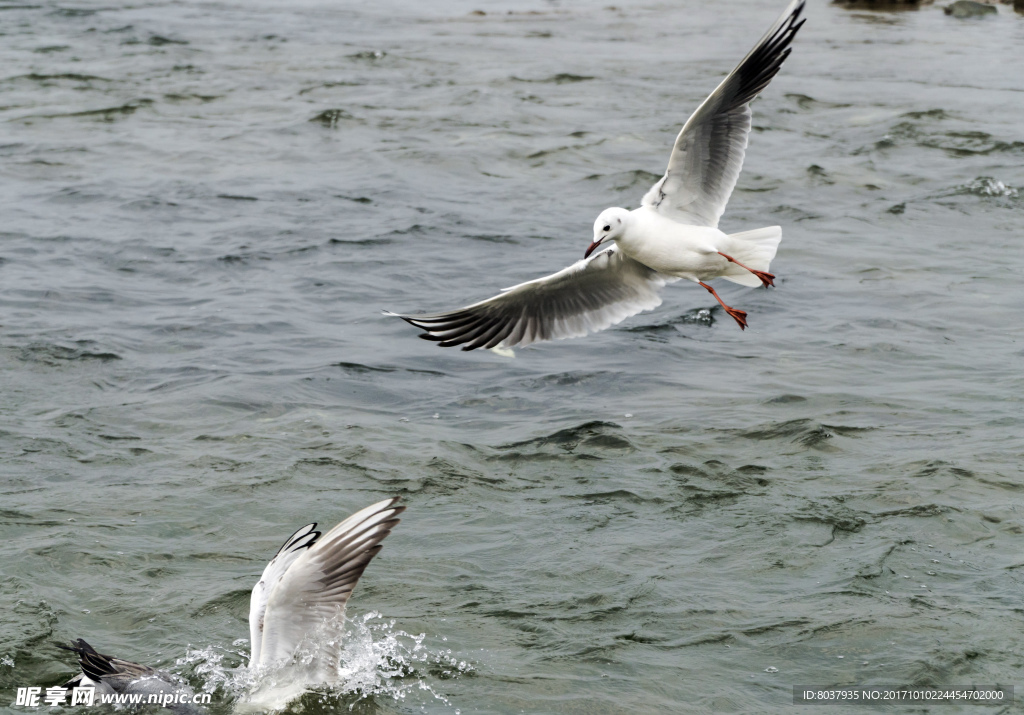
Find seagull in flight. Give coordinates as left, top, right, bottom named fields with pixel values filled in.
left=58, top=498, right=404, bottom=711
left=389, top=0, right=805, bottom=350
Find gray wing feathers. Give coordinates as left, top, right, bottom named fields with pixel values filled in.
left=389, top=248, right=675, bottom=351
left=57, top=639, right=158, bottom=689
left=256, top=498, right=404, bottom=668
left=642, top=0, right=805, bottom=227
left=58, top=639, right=197, bottom=708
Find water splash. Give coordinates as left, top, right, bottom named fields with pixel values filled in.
left=962, top=177, right=1018, bottom=198
left=177, top=613, right=472, bottom=711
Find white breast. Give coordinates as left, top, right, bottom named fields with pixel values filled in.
left=618, top=207, right=728, bottom=279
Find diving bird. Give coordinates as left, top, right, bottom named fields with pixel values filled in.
left=58, top=497, right=404, bottom=710
left=57, top=639, right=206, bottom=715
left=389, top=0, right=805, bottom=350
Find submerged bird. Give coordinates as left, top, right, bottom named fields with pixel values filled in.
left=58, top=497, right=404, bottom=710
left=390, top=0, right=805, bottom=350
left=58, top=639, right=205, bottom=714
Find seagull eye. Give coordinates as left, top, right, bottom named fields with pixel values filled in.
left=603, top=225, right=611, bottom=232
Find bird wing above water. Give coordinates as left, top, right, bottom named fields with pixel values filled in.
left=387, top=247, right=679, bottom=351
left=248, top=522, right=321, bottom=666
left=254, top=497, right=404, bottom=669
left=641, top=0, right=805, bottom=228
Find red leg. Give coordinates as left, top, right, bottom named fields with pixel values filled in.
left=717, top=252, right=774, bottom=288
left=699, top=281, right=747, bottom=330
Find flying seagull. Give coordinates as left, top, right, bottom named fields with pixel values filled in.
left=58, top=497, right=404, bottom=711
left=389, top=0, right=805, bottom=350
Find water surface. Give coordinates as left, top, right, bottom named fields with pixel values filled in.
left=2, top=0, right=1023, bottom=712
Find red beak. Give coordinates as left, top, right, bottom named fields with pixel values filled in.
left=584, top=240, right=601, bottom=258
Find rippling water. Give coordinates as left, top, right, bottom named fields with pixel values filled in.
left=2, top=0, right=1023, bottom=712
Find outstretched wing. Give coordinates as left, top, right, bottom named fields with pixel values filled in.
left=388, top=247, right=678, bottom=351
left=257, top=498, right=404, bottom=669
left=249, top=523, right=321, bottom=666
left=642, top=0, right=805, bottom=227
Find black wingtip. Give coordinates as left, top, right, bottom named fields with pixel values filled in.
left=57, top=639, right=119, bottom=683
left=55, top=638, right=95, bottom=656
left=388, top=500, right=407, bottom=519
left=384, top=310, right=422, bottom=328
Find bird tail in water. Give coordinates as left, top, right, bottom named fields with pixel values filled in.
left=720, top=226, right=782, bottom=287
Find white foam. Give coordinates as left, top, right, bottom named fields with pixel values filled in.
left=966, top=177, right=1018, bottom=198
left=177, top=612, right=473, bottom=711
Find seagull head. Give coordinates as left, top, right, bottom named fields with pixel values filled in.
left=585, top=207, right=629, bottom=258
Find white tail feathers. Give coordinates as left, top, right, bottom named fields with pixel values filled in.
left=719, top=226, right=782, bottom=287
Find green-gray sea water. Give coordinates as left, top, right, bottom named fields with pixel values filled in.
left=2, top=0, right=1023, bottom=712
